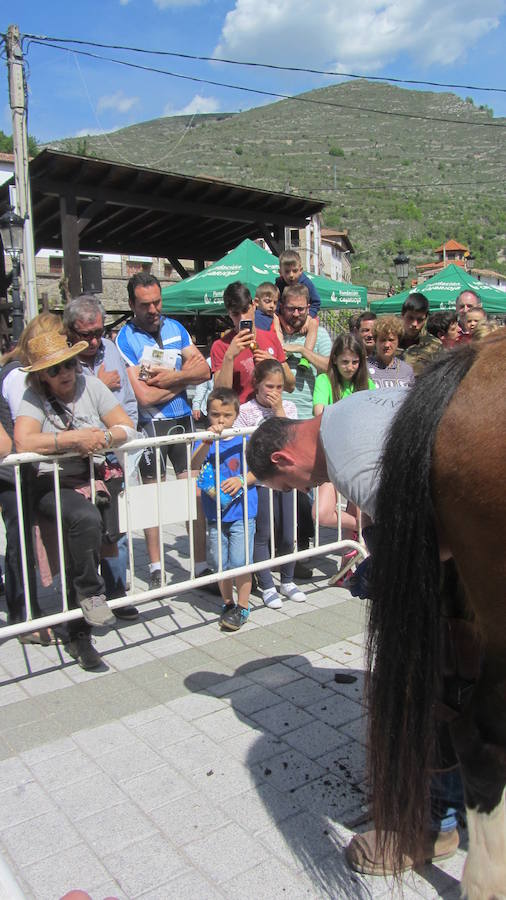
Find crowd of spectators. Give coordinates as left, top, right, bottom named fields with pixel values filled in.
left=0, top=264, right=502, bottom=664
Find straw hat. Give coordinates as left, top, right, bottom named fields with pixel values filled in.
left=21, top=331, right=89, bottom=373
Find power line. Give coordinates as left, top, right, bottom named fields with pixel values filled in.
left=20, top=33, right=506, bottom=95
left=24, top=38, right=506, bottom=130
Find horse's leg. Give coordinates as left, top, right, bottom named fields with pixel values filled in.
left=451, top=654, right=506, bottom=900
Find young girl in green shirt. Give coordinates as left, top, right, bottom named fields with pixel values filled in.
left=313, top=333, right=375, bottom=415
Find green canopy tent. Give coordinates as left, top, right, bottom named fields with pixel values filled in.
left=371, top=263, right=506, bottom=316
left=161, top=238, right=367, bottom=314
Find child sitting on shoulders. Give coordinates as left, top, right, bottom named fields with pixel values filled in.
left=254, top=282, right=283, bottom=342
left=275, top=249, right=320, bottom=363
left=191, top=387, right=257, bottom=632
left=464, top=305, right=487, bottom=337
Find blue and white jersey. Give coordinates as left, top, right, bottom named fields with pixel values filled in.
left=116, top=317, right=192, bottom=424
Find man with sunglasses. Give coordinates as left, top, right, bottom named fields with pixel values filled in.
left=64, top=295, right=139, bottom=620
left=64, top=295, right=138, bottom=426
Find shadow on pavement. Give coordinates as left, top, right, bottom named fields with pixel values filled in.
left=185, top=654, right=462, bottom=899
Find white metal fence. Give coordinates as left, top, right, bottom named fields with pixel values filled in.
left=0, top=427, right=366, bottom=642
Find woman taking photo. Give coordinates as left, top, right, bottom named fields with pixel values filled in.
left=14, top=330, right=138, bottom=669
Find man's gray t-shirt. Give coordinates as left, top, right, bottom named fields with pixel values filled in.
left=320, top=388, right=406, bottom=519
left=18, top=373, right=118, bottom=477
left=282, top=326, right=332, bottom=420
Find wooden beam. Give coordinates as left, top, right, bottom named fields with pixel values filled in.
left=59, top=194, right=81, bottom=298
left=273, top=224, right=287, bottom=252
left=76, top=199, right=103, bottom=235
left=106, top=209, right=154, bottom=240
left=33, top=177, right=312, bottom=229
left=83, top=205, right=132, bottom=238
left=256, top=224, right=281, bottom=256
left=167, top=256, right=190, bottom=280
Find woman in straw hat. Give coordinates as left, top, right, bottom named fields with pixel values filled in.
left=14, top=330, right=138, bottom=670
left=0, top=313, right=63, bottom=645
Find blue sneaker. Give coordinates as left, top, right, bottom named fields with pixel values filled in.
left=219, top=602, right=235, bottom=625
left=220, top=605, right=249, bottom=631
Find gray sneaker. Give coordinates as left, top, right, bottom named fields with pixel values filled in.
left=79, top=594, right=115, bottom=627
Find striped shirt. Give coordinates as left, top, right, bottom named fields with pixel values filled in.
left=116, top=317, right=191, bottom=424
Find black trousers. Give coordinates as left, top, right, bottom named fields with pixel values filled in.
left=254, top=486, right=296, bottom=590
left=36, top=479, right=106, bottom=637
left=0, top=480, right=41, bottom=625
left=296, top=490, right=314, bottom=548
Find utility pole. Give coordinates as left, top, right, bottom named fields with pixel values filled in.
left=6, top=24, right=38, bottom=322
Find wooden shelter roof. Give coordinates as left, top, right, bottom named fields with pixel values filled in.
left=0, top=149, right=325, bottom=261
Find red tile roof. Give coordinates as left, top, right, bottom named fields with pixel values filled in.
left=434, top=239, right=468, bottom=253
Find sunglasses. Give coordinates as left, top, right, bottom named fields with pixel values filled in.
left=46, top=358, right=78, bottom=378
left=71, top=327, right=104, bottom=341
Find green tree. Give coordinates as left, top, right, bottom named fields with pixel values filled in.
left=0, top=129, right=38, bottom=156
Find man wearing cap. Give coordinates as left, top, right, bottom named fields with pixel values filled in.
left=15, top=331, right=139, bottom=670
left=64, top=295, right=139, bottom=621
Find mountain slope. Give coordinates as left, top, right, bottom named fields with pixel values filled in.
left=48, top=81, right=506, bottom=290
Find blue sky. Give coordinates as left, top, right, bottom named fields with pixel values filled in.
left=2, top=0, right=506, bottom=143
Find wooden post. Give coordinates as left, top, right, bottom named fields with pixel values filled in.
left=60, top=194, right=81, bottom=299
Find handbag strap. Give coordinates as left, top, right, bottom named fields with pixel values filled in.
left=46, top=394, right=75, bottom=430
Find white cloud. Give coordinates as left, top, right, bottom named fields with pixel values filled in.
left=154, top=0, right=205, bottom=8
left=214, top=0, right=505, bottom=72
left=119, top=0, right=131, bottom=5
left=96, top=91, right=139, bottom=114
left=75, top=127, right=107, bottom=137
left=164, top=94, right=220, bottom=116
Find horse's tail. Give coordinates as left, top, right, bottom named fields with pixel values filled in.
left=367, top=343, right=478, bottom=870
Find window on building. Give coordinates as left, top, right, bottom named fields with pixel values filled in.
left=164, top=263, right=173, bottom=278
left=289, top=229, right=300, bottom=248
left=49, top=256, right=63, bottom=275
left=126, top=260, right=152, bottom=276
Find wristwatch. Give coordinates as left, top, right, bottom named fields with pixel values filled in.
left=104, top=429, right=113, bottom=448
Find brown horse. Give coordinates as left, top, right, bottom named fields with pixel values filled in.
left=366, top=329, right=506, bottom=899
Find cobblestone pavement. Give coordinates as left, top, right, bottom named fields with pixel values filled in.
left=0, top=525, right=466, bottom=899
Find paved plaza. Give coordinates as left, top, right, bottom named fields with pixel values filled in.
left=0, top=524, right=467, bottom=899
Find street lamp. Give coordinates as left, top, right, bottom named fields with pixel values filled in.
left=393, top=250, right=410, bottom=290
left=0, top=208, right=25, bottom=342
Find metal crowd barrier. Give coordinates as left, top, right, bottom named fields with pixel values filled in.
left=0, top=427, right=367, bottom=642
